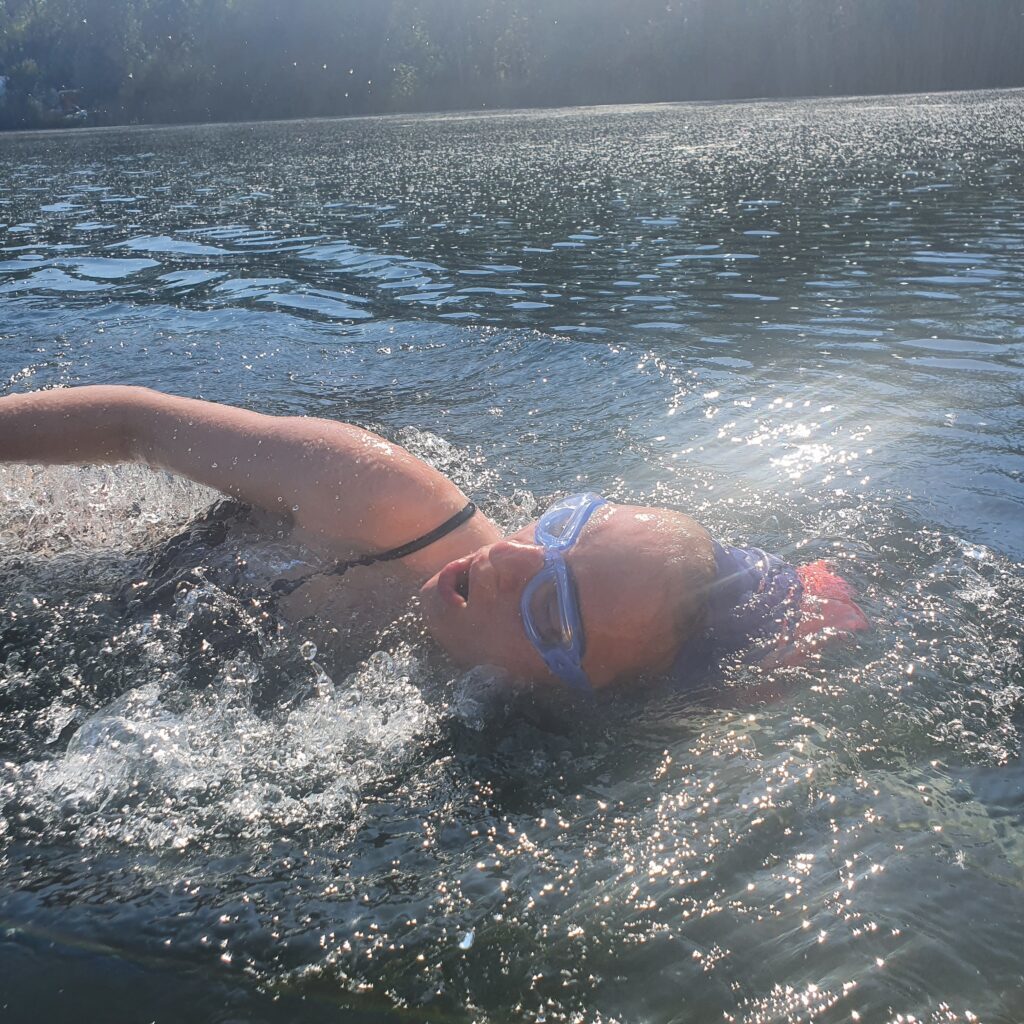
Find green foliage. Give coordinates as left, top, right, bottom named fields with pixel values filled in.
left=1, top=0, right=1022, bottom=130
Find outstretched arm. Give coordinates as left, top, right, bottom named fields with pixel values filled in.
left=0, top=385, right=136, bottom=465
left=0, top=386, right=469, bottom=551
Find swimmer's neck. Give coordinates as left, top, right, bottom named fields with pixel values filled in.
left=400, top=511, right=502, bottom=580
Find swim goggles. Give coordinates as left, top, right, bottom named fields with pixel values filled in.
left=520, top=492, right=607, bottom=692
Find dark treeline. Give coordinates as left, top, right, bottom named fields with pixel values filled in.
left=2, top=0, right=1023, bottom=130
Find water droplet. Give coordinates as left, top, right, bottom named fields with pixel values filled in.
left=301, top=640, right=317, bottom=661
left=458, top=929, right=475, bottom=950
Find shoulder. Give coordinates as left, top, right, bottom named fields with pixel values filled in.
left=284, top=419, right=472, bottom=552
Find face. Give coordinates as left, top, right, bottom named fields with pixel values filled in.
left=419, top=504, right=713, bottom=689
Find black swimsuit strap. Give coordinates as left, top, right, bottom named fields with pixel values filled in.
left=271, top=500, right=477, bottom=597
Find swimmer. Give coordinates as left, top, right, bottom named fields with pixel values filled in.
left=0, top=386, right=868, bottom=691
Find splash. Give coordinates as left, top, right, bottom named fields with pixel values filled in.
left=0, top=464, right=444, bottom=855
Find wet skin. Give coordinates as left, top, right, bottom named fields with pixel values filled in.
left=0, top=387, right=715, bottom=689
left=419, top=504, right=714, bottom=689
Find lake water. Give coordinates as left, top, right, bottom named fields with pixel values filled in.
left=1, top=91, right=1023, bottom=1023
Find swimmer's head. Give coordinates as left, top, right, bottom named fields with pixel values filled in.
left=419, top=503, right=715, bottom=689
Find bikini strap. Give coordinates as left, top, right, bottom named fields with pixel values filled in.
left=271, top=500, right=477, bottom=597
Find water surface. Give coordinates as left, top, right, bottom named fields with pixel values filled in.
left=1, top=91, right=1023, bottom=1023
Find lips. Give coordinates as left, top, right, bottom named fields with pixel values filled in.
left=436, top=554, right=474, bottom=608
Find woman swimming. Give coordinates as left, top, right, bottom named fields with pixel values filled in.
left=0, top=386, right=867, bottom=690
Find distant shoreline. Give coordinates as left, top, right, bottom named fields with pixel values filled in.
left=2, top=84, right=1022, bottom=138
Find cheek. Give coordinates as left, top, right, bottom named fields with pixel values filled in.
left=426, top=586, right=545, bottom=677
left=471, top=592, right=522, bottom=648
left=467, top=595, right=541, bottom=673
left=430, top=591, right=519, bottom=662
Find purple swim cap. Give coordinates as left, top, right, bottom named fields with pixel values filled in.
left=671, top=539, right=804, bottom=680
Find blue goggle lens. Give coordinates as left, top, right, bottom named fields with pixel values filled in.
left=520, top=492, right=607, bottom=691
left=524, top=573, right=574, bottom=648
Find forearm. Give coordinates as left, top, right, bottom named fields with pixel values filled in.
left=0, top=385, right=143, bottom=465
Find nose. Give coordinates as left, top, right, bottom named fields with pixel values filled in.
left=487, top=539, right=545, bottom=592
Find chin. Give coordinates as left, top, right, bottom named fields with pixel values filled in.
left=417, top=579, right=462, bottom=656
left=418, top=578, right=444, bottom=634
left=418, top=573, right=438, bottom=604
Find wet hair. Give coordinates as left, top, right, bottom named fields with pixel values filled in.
left=597, top=506, right=716, bottom=684
left=659, top=512, right=717, bottom=672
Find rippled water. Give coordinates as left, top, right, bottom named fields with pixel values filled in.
left=2, top=91, right=1023, bottom=1023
